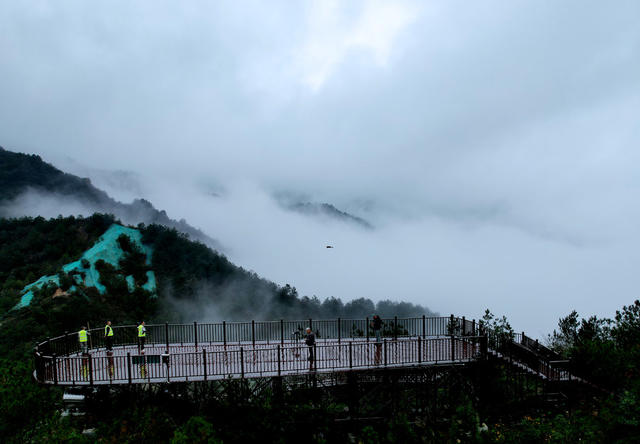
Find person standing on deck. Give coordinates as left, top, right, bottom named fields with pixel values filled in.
left=304, top=327, right=316, bottom=370
left=78, top=326, right=89, bottom=354
left=371, top=315, right=383, bottom=364
left=137, top=321, right=146, bottom=353
left=104, top=321, right=114, bottom=352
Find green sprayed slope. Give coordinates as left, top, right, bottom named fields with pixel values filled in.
left=15, top=224, right=156, bottom=309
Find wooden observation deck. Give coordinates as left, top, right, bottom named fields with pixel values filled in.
left=33, top=316, right=569, bottom=386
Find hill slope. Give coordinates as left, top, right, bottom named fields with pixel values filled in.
left=0, top=146, right=219, bottom=248
left=1, top=216, right=435, bottom=357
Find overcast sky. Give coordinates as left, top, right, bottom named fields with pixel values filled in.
left=2, top=0, right=640, bottom=336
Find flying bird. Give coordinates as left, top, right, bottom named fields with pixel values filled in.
left=326, top=245, right=333, bottom=249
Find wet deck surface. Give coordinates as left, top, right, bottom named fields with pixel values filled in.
left=40, top=337, right=482, bottom=385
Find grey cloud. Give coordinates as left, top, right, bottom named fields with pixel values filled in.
left=1, top=0, right=640, bottom=335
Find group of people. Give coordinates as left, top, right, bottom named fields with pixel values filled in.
left=78, top=316, right=385, bottom=368
left=77, top=321, right=146, bottom=354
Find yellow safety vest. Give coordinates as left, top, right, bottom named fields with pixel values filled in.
left=78, top=330, right=88, bottom=343
left=105, top=325, right=113, bottom=337
left=138, top=324, right=146, bottom=337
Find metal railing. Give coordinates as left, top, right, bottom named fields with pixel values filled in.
left=34, top=335, right=485, bottom=386
left=483, top=328, right=571, bottom=381
left=36, top=315, right=479, bottom=357
left=34, top=314, right=575, bottom=385
left=34, top=315, right=488, bottom=385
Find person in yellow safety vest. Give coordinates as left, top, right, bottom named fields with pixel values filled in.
left=104, top=321, right=114, bottom=352
left=78, top=326, right=89, bottom=354
left=137, top=321, right=146, bottom=353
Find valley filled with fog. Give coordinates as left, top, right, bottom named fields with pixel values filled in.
left=3, top=0, right=640, bottom=337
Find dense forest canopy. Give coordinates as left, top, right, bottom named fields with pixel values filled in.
left=0, top=214, right=639, bottom=441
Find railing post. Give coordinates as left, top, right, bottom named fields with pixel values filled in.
left=450, top=314, right=455, bottom=335
left=240, top=347, right=245, bottom=378
left=203, top=349, right=207, bottom=381
left=366, top=317, right=369, bottom=342
left=88, top=354, right=94, bottom=386
left=462, top=316, right=466, bottom=335
left=394, top=316, right=398, bottom=341
left=309, top=318, right=312, bottom=331
left=53, top=354, right=58, bottom=385
left=472, top=319, right=476, bottom=336
left=87, top=322, right=93, bottom=350
left=451, top=335, right=455, bottom=361
left=349, top=342, right=353, bottom=368
left=384, top=339, right=387, bottom=366
left=480, top=335, right=488, bottom=359
left=522, top=332, right=525, bottom=345
left=280, top=319, right=284, bottom=346
left=194, top=321, right=198, bottom=350
left=418, top=337, right=422, bottom=363
left=252, top=320, right=256, bottom=347
left=223, top=321, right=227, bottom=348
left=422, top=315, right=426, bottom=339
left=277, top=345, right=281, bottom=376
left=165, top=322, right=169, bottom=354
left=338, top=317, right=341, bottom=344
left=127, top=352, right=132, bottom=384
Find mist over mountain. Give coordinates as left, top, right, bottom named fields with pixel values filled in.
left=0, top=146, right=220, bottom=249
left=285, top=201, right=373, bottom=229
left=0, top=215, right=434, bottom=329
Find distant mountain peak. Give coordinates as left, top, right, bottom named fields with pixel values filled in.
left=288, top=201, right=373, bottom=229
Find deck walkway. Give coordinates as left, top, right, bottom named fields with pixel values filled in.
left=36, top=336, right=482, bottom=386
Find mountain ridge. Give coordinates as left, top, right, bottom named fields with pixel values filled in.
left=0, top=146, right=220, bottom=249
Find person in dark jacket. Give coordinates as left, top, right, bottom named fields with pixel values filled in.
left=304, top=327, right=316, bottom=369
left=372, top=315, right=383, bottom=342
left=371, top=315, right=383, bottom=364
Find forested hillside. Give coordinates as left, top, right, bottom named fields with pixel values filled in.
left=0, top=214, right=433, bottom=441
left=1, top=215, right=640, bottom=441
left=0, top=146, right=218, bottom=247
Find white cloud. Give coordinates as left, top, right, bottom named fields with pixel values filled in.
left=296, top=0, right=420, bottom=91
left=2, top=0, right=640, bottom=336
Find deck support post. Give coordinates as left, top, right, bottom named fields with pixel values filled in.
left=252, top=320, right=255, bottom=347
left=127, top=352, right=132, bottom=384
left=422, top=315, right=426, bottom=339
left=240, top=347, right=244, bottom=378
left=451, top=335, right=455, bottom=362
left=88, top=354, right=93, bottom=386
left=203, top=349, right=207, bottom=381
left=165, top=323, right=169, bottom=354
left=223, top=321, right=227, bottom=349
left=280, top=319, right=284, bottom=346
left=366, top=317, right=369, bottom=342
left=480, top=335, right=488, bottom=359
left=349, top=342, right=353, bottom=369
left=53, top=354, right=58, bottom=385
left=384, top=339, right=387, bottom=366
left=194, top=322, right=198, bottom=350
left=338, top=318, right=341, bottom=344
left=394, top=316, right=398, bottom=341
left=418, top=337, right=422, bottom=363
left=277, top=345, right=281, bottom=376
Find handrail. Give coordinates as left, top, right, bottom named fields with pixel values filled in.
left=482, top=328, right=571, bottom=381
left=36, top=316, right=475, bottom=359
left=34, top=335, right=487, bottom=386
